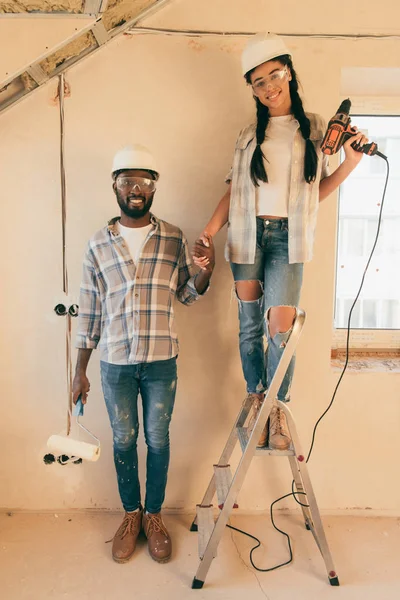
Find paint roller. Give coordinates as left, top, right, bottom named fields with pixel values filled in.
left=47, top=397, right=101, bottom=462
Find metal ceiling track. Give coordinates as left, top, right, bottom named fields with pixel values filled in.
left=0, top=0, right=173, bottom=115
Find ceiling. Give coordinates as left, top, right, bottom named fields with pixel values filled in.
left=0, top=0, right=173, bottom=113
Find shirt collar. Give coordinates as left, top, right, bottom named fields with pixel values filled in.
left=107, top=213, right=158, bottom=237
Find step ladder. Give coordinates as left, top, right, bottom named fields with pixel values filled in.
left=190, top=308, right=339, bottom=589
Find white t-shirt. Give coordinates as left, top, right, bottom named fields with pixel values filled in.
left=118, top=221, right=153, bottom=264
left=256, top=115, right=299, bottom=218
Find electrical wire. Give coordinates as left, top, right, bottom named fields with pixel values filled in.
left=228, top=155, right=390, bottom=571
left=59, top=73, right=68, bottom=296
left=57, top=73, right=74, bottom=436
left=127, top=27, right=400, bottom=41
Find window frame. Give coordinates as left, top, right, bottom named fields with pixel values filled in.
left=333, top=112, right=400, bottom=351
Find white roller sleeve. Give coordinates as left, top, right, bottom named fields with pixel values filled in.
left=47, top=435, right=100, bottom=462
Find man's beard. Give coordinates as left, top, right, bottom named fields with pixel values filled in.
left=116, top=189, right=154, bottom=219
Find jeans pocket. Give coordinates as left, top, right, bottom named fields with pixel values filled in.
left=256, top=223, right=264, bottom=249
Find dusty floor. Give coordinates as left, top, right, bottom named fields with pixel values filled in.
left=1, top=512, right=399, bottom=599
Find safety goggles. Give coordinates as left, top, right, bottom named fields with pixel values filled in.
left=251, top=68, right=288, bottom=93
left=116, top=176, right=156, bottom=193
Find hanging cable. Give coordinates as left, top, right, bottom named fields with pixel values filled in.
left=57, top=74, right=74, bottom=435
left=59, top=73, right=68, bottom=296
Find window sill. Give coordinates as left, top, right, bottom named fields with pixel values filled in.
left=331, top=349, right=400, bottom=373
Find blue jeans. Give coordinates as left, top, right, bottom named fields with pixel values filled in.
left=230, top=218, right=303, bottom=401
left=100, top=357, right=177, bottom=513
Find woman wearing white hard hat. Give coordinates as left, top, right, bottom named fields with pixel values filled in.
left=193, top=33, right=366, bottom=449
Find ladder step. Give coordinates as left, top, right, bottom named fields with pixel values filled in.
left=237, top=426, right=295, bottom=456
left=213, top=464, right=238, bottom=509
left=196, top=504, right=217, bottom=559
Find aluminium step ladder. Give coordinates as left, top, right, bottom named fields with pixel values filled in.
left=190, top=308, right=339, bottom=589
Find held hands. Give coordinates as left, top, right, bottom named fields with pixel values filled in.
left=343, top=128, right=369, bottom=166
left=192, top=232, right=215, bottom=273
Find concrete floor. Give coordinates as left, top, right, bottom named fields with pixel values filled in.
left=1, top=511, right=399, bottom=600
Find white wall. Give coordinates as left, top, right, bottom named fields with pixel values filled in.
left=0, top=0, right=399, bottom=513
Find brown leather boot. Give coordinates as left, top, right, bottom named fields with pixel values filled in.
left=111, top=509, right=142, bottom=563
left=143, top=512, right=172, bottom=563
left=269, top=406, right=291, bottom=450
left=247, top=394, right=268, bottom=447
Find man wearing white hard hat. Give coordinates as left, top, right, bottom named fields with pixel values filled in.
left=73, top=144, right=214, bottom=564
left=194, top=33, right=367, bottom=449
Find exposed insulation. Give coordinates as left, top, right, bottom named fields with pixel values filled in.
left=0, top=71, right=37, bottom=108
left=20, top=71, right=38, bottom=90
left=102, top=0, right=155, bottom=31
left=0, top=0, right=171, bottom=114
left=0, top=71, right=37, bottom=94
left=0, top=0, right=84, bottom=12
left=39, top=30, right=97, bottom=75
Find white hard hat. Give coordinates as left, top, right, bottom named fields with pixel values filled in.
left=241, top=32, right=291, bottom=76
left=111, top=144, right=159, bottom=180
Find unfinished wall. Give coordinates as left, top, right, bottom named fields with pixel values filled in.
left=0, top=1, right=166, bottom=115
left=0, top=18, right=94, bottom=80
left=0, top=0, right=399, bottom=514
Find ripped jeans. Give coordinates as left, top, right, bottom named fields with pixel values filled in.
left=100, top=357, right=177, bottom=513
left=230, top=218, right=303, bottom=401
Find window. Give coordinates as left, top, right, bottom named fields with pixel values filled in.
left=334, top=115, right=400, bottom=350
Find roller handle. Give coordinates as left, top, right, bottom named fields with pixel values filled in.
left=73, top=396, right=84, bottom=417
left=70, top=396, right=100, bottom=446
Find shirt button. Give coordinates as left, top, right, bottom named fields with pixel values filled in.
left=135, top=293, right=139, bottom=298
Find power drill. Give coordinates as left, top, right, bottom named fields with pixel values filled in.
left=321, top=99, right=386, bottom=158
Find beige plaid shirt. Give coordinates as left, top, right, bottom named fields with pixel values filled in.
left=225, top=112, right=330, bottom=265
left=76, top=215, right=201, bottom=365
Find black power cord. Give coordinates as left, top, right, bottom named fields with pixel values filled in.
left=227, top=155, right=390, bottom=572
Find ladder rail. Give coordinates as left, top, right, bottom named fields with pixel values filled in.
left=288, top=455, right=313, bottom=528
left=193, top=400, right=276, bottom=583
left=236, top=308, right=306, bottom=457
left=283, top=403, right=338, bottom=579
left=190, top=394, right=253, bottom=530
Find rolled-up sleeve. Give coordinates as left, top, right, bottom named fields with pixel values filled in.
left=225, top=166, right=233, bottom=184
left=176, top=236, right=205, bottom=306
left=75, top=245, right=102, bottom=349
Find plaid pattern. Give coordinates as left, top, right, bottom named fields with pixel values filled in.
left=225, top=112, right=330, bottom=265
left=76, top=215, right=201, bottom=364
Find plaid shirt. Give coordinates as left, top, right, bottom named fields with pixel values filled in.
left=225, top=112, right=330, bottom=265
left=76, top=215, right=201, bottom=364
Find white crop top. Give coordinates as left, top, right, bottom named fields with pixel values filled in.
left=256, top=115, right=299, bottom=218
